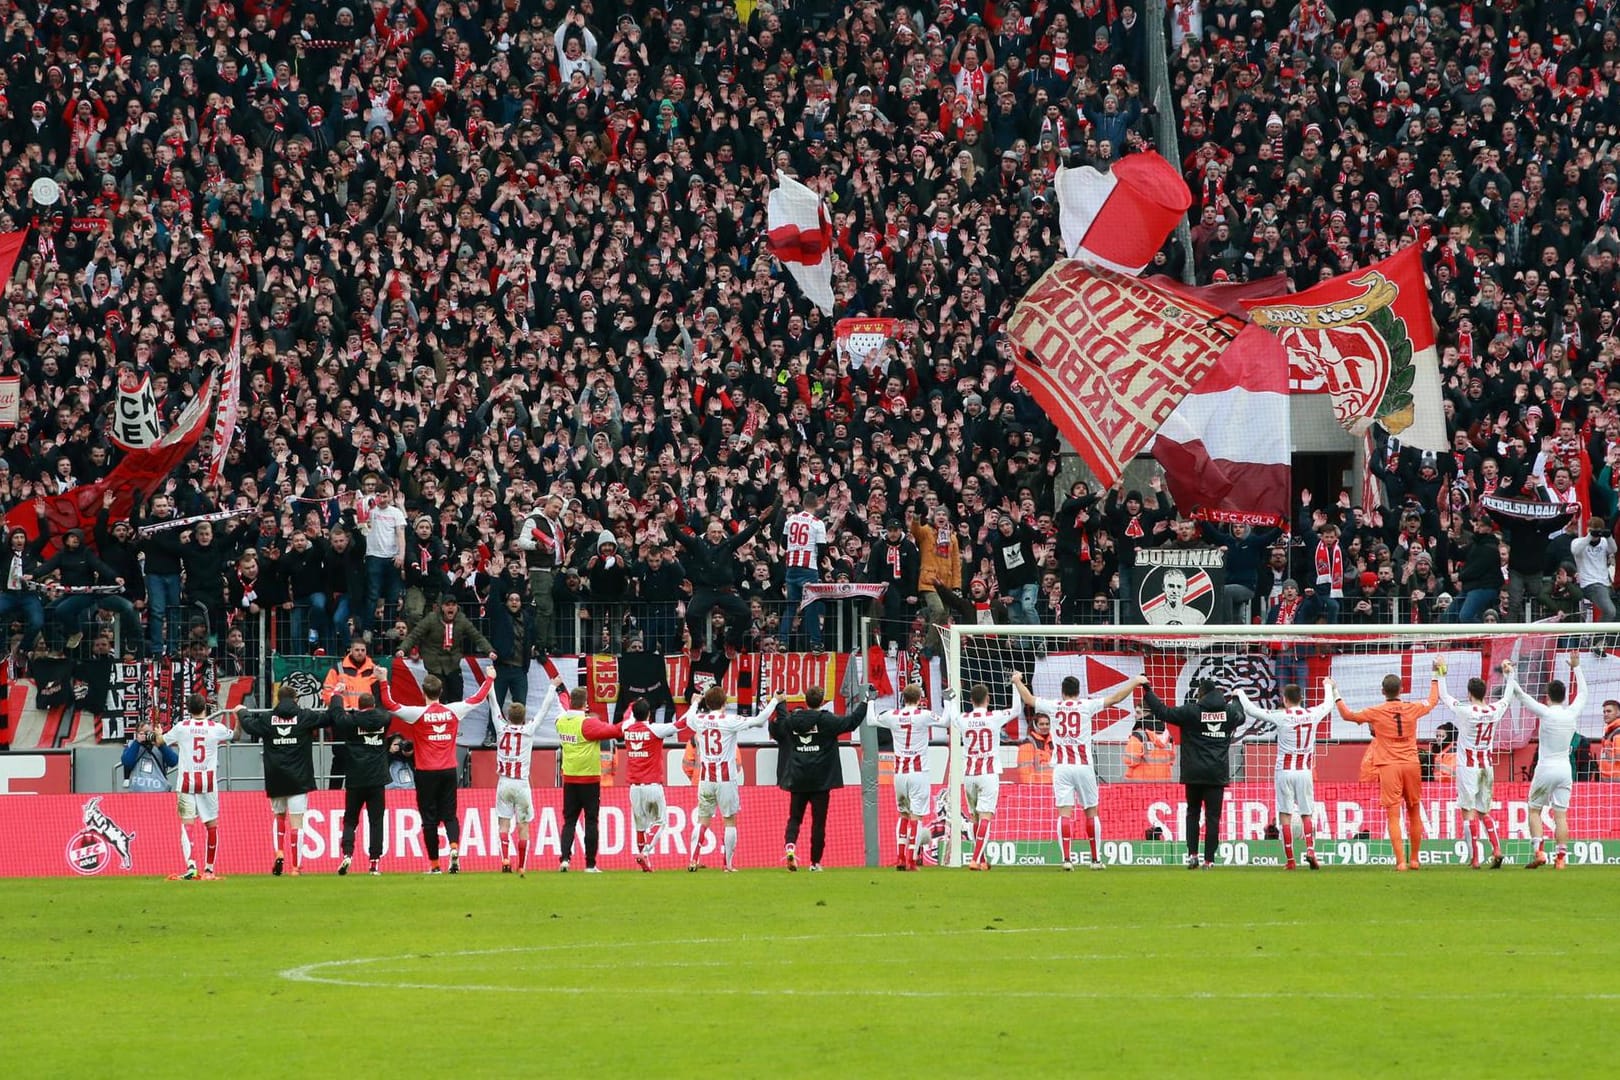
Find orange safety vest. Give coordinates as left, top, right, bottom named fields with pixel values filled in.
left=1125, top=729, right=1174, bottom=780
left=1600, top=724, right=1620, bottom=781
left=1434, top=748, right=1456, bottom=782
left=1017, top=739, right=1053, bottom=785
left=322, top=657, right=378, bottom=709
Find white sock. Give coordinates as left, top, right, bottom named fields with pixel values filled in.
left=724, top=826, right=738, bottom=868
left=1533, top=835, right=1546, bottom=855
left=178, top=820, right=193, bottom=864
left=1461, top=820, right=1475, bottom=861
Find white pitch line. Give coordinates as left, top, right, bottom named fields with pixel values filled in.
left=279, top=920, right=1589, bottom=999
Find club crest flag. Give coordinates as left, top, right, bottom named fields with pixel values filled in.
left=207, top=304, right=245, bottom=486
left=835, top=317, right=899, bottom=370
left=1055, top=151, right=1191, bottom=274
left=110, top=373, right=162, bottom=450
left=1242, top=242, right=1447, bottom=451
left=1008, top=261, right=1240, bottom=488
left=767, top=173, right=835, bottom=315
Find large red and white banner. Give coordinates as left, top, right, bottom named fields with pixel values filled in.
left=1009, top=262, right=1239, bottom=487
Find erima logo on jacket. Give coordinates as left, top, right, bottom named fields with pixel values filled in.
left=1201, top=711, right=1227, bottom=737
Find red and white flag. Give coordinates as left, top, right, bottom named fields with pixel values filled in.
left=1150, top=275, right=1291, bottom=526
left=1008, top=261, right=1238, bottom=488
left=1055, top=151, right=1191, bottom=274
left=835, top=317, right=899, bottom=371
left=206, top=303, right=245, bottom=487
left=1243, top=240, right=1447, bottom=451
left=767, top=173, right=835, bottom=315
left=1153, top=325, right=1291, bottom=526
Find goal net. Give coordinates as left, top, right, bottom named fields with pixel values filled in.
left=940, top=624, right=1620, bottom=869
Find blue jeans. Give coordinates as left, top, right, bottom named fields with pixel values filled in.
left=53, top=594, right=141, bottom=651
left=146, top=572, right=181, bottom=654
left=1011, top=583, right=1040, bottom=625
left=329, top=594, right=352, bottom=652
left=494, top=664, right=528, bottom=719
left=781, top=567, right=822, bottom=649
left=1446, top=588, right=1501, bottom=623
left=0, top=591, right=44, bottom=646
left=365, top=556, right=401, bottom=630
left=291, top=593, right=327, bottom=654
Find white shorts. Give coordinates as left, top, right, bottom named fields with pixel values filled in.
left=696, top=779, right=740, bottom=819
left=495, top=777, right=534, bottom=823
left=1528, top=763, right=1573, bottom=811
left=1274, top=770, right=1315, bottom=817
left=1455, top=765, right=1495, bottom=814
left=177, top=791, right=219, bottom=822
left=965, top=774, right=1000, bottom=816
left=269, top=794, right=308, bottom=815
left=893, top=773, right=931, bottom=816
left=1053, top=764, right=1099, bottom=810
left=630, top=783, right=668, bottom=831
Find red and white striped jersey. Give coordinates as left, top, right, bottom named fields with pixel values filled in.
left=1442, top=683, right=1515, bottom=769
left=165, top=713, right=235, bottom=794
left=1234, top=690, right=1336, bottom=772
left=679, top=702, right=777, bottom=782
left=950, top=705, right=1015, bottom=776
left=622, top=720, right=679, bottom=786
left=783, top=511, right=827, bottom=570
left=872, top=706, right=940, bottom=773
left=1033, top=696, right=1107, bottom=766
left=494, top=684, right=562, bottom=781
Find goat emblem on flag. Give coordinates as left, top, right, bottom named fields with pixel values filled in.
left=1243, top=242, right=1447, bottom=450
left=1250, top=272, right=1412, bottom=434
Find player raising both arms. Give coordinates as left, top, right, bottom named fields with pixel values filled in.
left=157, top=695, right=242, bottom=880
left=621, top=698, right=683, bottom=871
left=1013, top=671, right=1146, bottom=870
left=238, top=686, right=343, bottom=878
left=950, top=682, right=1021, bottom=870
left=493, top=676, right=564, bottom=876
left=1512, top=653, right=1589, bottom=869
left=1330, top=664, right=1440, bottom=871
left=679, top=687, right=785, bottom=872
left=871, top=683, right=947, bottom=871
left=1233, top=680, right=1337, bottom=871
left=383, top=665, right=496, bottom=874
left=1439, top=660, right=1518, bottom=869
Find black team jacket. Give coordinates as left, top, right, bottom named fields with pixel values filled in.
left=239, top=698, right=344, bottom=797
left=330, top=706, right=393, bottom=789
left=770, top=702, right=869, bottom=792
left=1141, top=687, right=1245, bottom=785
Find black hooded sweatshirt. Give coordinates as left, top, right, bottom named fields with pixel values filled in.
left=1141, top=687, right=1246, bottom=785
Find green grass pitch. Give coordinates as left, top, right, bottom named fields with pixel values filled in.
left=6, top=868, right=1614, bottom=1078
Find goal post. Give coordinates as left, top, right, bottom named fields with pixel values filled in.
left=941, top=623, right=1620, bottom=869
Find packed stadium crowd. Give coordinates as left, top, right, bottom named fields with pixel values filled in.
left=6, top=0, right=1620, bottom=672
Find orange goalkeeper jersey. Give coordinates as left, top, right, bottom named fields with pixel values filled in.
left=1335, top=680, right=1440, bottom=768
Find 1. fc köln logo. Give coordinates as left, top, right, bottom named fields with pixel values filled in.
left=66, top=797, right=136, bottom=875
left=1137, top=567, right=1215, bottom=626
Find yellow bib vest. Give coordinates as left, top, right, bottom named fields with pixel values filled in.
left=556, top=711, right=603, bottom=779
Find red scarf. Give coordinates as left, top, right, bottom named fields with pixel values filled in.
left=1314, top=539, right=1343, bottom=597
left=1274, top=596, right=1301, bottom=625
